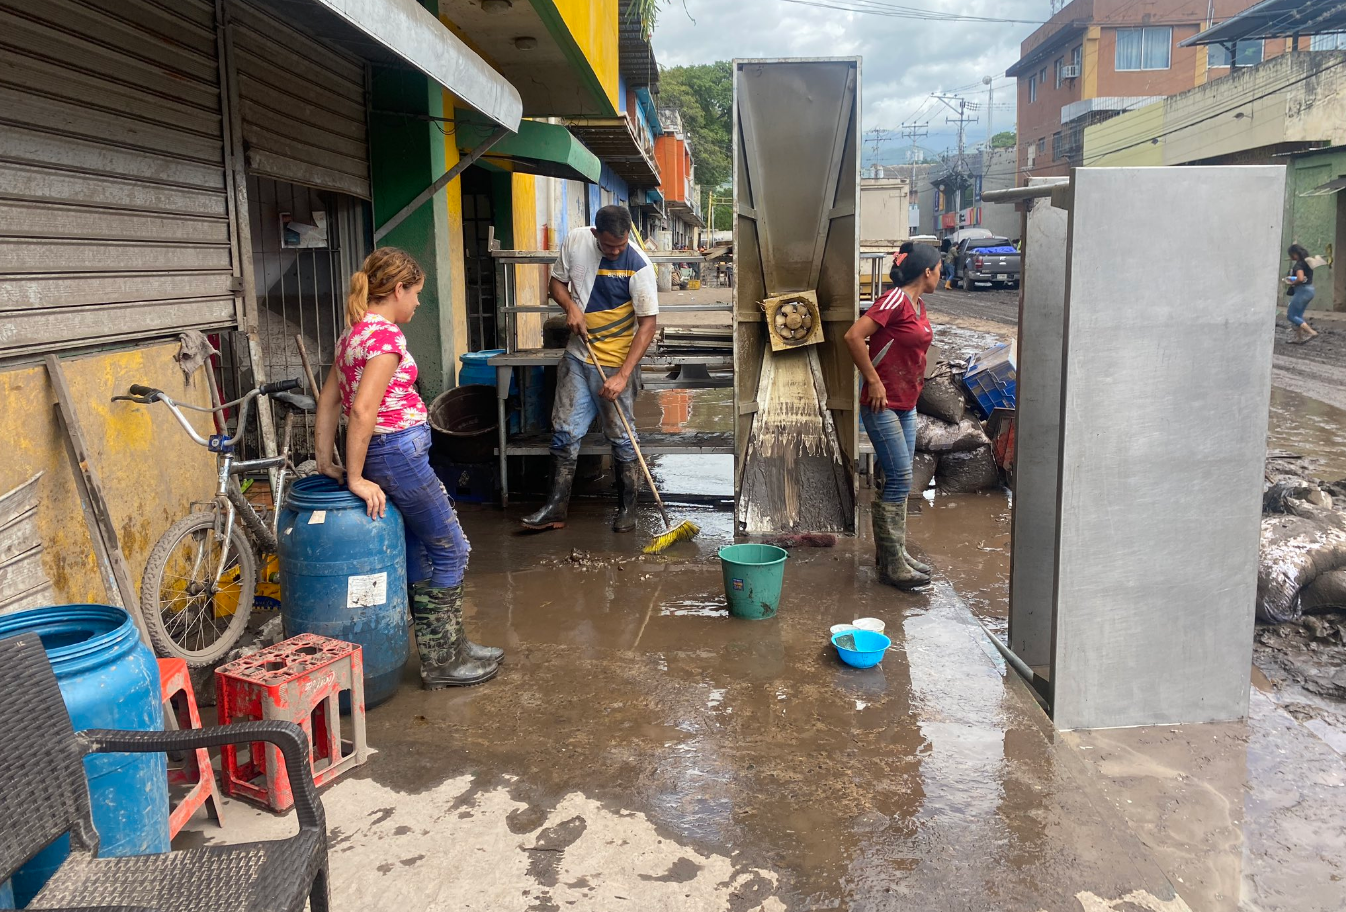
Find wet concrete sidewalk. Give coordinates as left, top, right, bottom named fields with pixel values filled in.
left=186, top=485, right=1346, bottom=911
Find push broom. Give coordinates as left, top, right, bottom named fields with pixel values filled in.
left=582, top=337, right=700, bottom=554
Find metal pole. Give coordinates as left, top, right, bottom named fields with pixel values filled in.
left=984, top=76, right=994, bottom=149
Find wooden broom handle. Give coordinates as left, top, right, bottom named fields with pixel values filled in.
left=580, top=337, right=672, bottom=529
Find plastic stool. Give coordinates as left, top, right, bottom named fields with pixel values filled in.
left=157, top=658, right=223, bottom=838
left=215, top=634, right=368, bottom=812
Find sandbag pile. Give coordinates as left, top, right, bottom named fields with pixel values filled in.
left=904, top=363, right=1001, bottom=496
left=1257, top=470, right=1346, bottom=624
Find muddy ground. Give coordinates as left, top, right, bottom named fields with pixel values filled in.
left=184, top=283, right=1346, bottom=911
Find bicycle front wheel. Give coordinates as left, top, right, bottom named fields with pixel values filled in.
left=141, top=512, right=256, bottom=666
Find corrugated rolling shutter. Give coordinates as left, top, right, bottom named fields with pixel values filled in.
left=228, top=1, right=371, bottom=199
left=0, top=0, right=239, bottom=358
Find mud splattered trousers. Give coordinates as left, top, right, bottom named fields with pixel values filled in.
left=1287, top=284, right=1316, bottom=326
left=549, top=353, right=638, bottom=464
left=862, top=406, right=919, bottom=503
left=361, top=423, right=470, bottom=588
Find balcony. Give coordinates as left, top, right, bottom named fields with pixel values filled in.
left=564, top=114, right=661, bottom=189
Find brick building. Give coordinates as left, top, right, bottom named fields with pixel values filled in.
left=1008, top=0, right=1310, bottom=182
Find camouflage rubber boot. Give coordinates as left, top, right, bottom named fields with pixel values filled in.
left=904, top=547, right=932, bottom=576
left=412, top=583, right=499, bottom=688
left=412, top=582, right=503, bottom=666
left=871, top=501, right=931, bottom=590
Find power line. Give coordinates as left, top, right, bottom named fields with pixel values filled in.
left=776, top=0, right=1047, bottom=26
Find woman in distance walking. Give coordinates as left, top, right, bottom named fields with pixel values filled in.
left=1285, top=244, right=1318, bottom=344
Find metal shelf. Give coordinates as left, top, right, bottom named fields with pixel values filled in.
left=488, top=234, right=733, bottom=505
left=488, top=348, right=731, bottom=369
left=500, top=431, right=734, bottom=457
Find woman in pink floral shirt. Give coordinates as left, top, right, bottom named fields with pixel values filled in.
left=315, top=248, right=501, bottom=688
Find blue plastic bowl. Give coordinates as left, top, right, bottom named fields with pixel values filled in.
left=832, top=629, right=891, bottom=668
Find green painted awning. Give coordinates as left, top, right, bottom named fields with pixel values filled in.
left=456, top=109, right=600, bottom=184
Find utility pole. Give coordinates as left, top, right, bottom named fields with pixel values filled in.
left=933, top=93, right=978, bottom=215
left=900, top=122, right=928, bottom=232
left=983, top=76, right=994, bottom=150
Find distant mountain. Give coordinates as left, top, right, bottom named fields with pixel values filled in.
left=861, top=141, right=945, bottom=169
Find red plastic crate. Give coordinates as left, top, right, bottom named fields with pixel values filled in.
left=215, top=634, right=368, bottom=812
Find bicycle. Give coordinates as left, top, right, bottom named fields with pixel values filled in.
left=113, top=378, right=313, bottom=666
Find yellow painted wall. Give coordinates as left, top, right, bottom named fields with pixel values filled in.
left=0, top=343, right=216, bottom=604
left=511, top=173, right=547, bottom=349
left=1083, top=102, right=1165, bottom=167
left=550, top=0, right=619, bottom=112
left=440, top=94, right=471, bottom=377
left=1082, top=26, right=1100, bottom=100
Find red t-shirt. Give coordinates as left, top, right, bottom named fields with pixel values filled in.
left=866, top=288, right=933, bottom=411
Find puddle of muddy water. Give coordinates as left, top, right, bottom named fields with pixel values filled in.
left=1266, top=386, right=1346, bottom=481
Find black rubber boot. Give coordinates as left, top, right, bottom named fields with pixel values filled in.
left=612, top=460, right=640, bottom=533
left=416, top=584, right=499, bottom=689
left=412, top=581, right=502, bottom=665
left=522, top=456, right=577, bottom=530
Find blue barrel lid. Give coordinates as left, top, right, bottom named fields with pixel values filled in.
left=285, top=474, right=369, bottom=512
left=0, top=604, right=142, bottom=676
left=460, top=348, right=505, bottom=364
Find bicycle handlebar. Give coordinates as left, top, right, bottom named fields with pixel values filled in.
left=112, top=378, right=305, bottom=450
left=260, top=378, right=302, bottom=395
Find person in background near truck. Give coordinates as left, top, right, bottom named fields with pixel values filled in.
left=1286, top=244, right=1318, bottom=344
left=315, top=247, right=503, bottom=689
left=522, top=205, right=659, bottom=534
left=844, top=243, right=940, bottom=590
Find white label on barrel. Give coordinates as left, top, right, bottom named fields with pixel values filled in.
left=347, top=572, right=387, bottom=608
left=308, top=510, right=327, bottom=525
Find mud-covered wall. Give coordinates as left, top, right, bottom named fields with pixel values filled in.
left=0, top=342, right=217, bottom=603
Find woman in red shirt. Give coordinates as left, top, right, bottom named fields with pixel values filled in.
left=844, top=244, right=941, bottom=589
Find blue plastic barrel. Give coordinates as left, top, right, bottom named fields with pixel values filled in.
left=0, top=604, right=169, bottom=906
left=278, top=476, right=411, bottom=707
left=459, top=349, right=513, bottom=392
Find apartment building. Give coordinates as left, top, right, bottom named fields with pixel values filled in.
left=1009, top=0, right=1307, bottom=181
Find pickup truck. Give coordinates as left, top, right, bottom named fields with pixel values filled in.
left=948, top=237, right=1020, bottom=291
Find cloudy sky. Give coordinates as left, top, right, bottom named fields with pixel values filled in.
left=652, top=0, right=1046, bottom=162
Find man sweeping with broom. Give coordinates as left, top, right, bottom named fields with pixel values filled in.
left=522, top=206, right=661, bottom=536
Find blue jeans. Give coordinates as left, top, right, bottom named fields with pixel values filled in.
left=550, top=353, right=638, bottom=463
left=1288, top=284, right=1316, bottom=326
left=862, top=406, right=919, bottom=503
left=362, top=424, right=470, bottom=588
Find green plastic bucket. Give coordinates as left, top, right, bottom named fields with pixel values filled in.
left=719, top=544, right=788, bottom=620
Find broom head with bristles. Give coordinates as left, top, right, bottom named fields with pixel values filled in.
left=643, top=519, right=701, bottom=554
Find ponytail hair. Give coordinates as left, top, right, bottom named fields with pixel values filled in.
left=891, top=243, right=941, bottom=286
left=346, top=270, right=370, bottom=326
left=345, top=247, right=426, bottom=326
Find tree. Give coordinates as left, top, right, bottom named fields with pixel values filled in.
left=659, top=61, right=732, bottom=226
left=990, top=131, right=1016, bottom=149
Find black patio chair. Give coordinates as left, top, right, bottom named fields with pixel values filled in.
left=0, top=633, right=329, bottom=912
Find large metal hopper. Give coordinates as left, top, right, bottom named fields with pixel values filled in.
left=733, top=58, right=860, bottom=535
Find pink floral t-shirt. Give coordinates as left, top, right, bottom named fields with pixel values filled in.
left=335, top=314, right=428, bottom=434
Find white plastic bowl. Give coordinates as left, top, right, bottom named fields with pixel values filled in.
left=830, top=623, right=859, bottom=636
left=852, top=617, right=886, bottom=635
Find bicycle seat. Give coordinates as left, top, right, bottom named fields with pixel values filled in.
left=271, top=390, right=316, bottom=412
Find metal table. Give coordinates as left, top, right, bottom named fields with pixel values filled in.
left=486, top=348, right=734, bottom=506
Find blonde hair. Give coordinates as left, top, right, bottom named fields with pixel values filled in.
left=345, top=247, right=426, bottom=326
